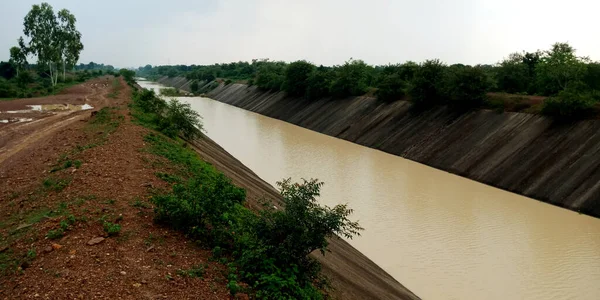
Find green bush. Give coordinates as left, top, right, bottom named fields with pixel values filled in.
left=409, top=59, right=447, bottom=108
left=283, top=60, right=315, bottom=97
left=376, top=73, right=407, bottom=102
left=159, top=100, right=202, bottom=139
left=542, top=83, right=597, bottom=120
left=444, top=66, right=491, bottom=110
left=305, top=67, right=333, bottom=100
left=330, top=59, right=370, bottom=98
left=255, top=62, right=286, bottom=91
left=145, top=130, right=362, bottom=299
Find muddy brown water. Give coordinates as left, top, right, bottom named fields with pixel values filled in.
left=139, top=81, right=600, bottom=300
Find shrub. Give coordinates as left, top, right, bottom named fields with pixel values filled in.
left=444, top=66, right=491, bottom=110
left=283, top=60, right=315, bottom=97
left=542, top=83, right=597, bottom=120
left=224, top=79, right=233, bottom=85
left=409, top=59, right=447, bottom=108
left=159, top=100, right=202, bottom=139
left=376, top=73, right=407, bottom=102
left=151, top=170, right=245, bottom=244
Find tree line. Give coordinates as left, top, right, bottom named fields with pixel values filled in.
left=137, top=42, right=600, bottom=120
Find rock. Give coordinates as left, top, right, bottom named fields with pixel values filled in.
left=16, top=223, right=33, bottom=230
left=120, top=271, right=126, bottom=275
left=44, top=246, right=53, bottom=253
left=87, top=237, right=105, bottom=246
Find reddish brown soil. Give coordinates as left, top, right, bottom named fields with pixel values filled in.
left=0, top=78, right=231, bottom=299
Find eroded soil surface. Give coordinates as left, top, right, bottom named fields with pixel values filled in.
left=0, top=78, right=231, bottom=299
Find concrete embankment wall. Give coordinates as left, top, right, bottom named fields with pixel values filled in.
left=158, top=77, right=600, bottom=217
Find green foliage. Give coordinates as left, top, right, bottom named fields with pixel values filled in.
left=137, top=41, right=600, bottom=119
left=305, top=67, right=334, bottom=100
left=283, top=60, right=316, bottom=96
left=190, top=81, right=199, bottom=93
left=330, top=59, right=371, bottom=98
left=144, top=130, right=361, bottom=299
left=159, top=88, right=182, bottom=97
left=255, top=62, right=286, bottom=91
left=46, top=228, right=64, bottom=239
left=409, top=59, right=447, bottom=107
left=536, top=42, right=589, bottom=96
left=42, top=176, right=71, bottom=192
left=376, top=65, right=408, bottom=102
left=131, top=89, right=202, bottom=139
left=0, top=62, right=17, bottom=80
left=176, top=265, right=205, bottom=278
left=21, top=3, right=83, bottom=87
left=119, top=69, right=135, bottom=85
left=160, top=100, right=202, bottom=139
left=103, top=222, right=121, bottom=236
left=542, top=82, right=598, bottom=120
left=444, top=65, right=491, bottom=110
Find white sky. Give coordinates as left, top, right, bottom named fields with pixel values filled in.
left=1, top=0, right=599, bottom=68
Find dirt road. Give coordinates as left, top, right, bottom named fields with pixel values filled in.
left=0, top=77, right=115, bottom=169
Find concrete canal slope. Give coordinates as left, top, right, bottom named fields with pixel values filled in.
left=194, top=81, right=599, bottom=218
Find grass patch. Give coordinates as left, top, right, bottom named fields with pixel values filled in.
left=42, top=176, right=71, bottom=192
left=108, top=78, right=122, bottom=99
left=176, top=264, right=206, bottom=278
left=103, top=222, right=121, bottom=236
left=132, top=198, right=151, bottom=209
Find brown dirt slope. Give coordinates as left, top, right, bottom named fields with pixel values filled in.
left=0, top=78, right=419, bottom=299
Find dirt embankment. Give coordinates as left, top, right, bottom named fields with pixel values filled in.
left=0, top=78, right=420, bottom=299
left=186, top=81, right=600, bottom=218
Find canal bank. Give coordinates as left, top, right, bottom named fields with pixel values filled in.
left=142, top=80, right=600, bottom=300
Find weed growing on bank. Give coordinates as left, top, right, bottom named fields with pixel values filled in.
left=131, top=88, right=363, bottom=298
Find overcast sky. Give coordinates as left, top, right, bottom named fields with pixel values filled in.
left=1, top=0, right=598, bottom=68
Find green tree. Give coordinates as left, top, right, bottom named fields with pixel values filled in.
left=409, top=59, right=447, bottom=107
left=305, top=66, right=333, bottom=100
left=9, top=46, right=27, bottom=77
left=23, top=2, right=61, bottom=87
left=495, top=52, right=529, bottom=94
left=444, top=66, right=491, bottom=110
left=376, top=73, right=407, bottom=102
left=330, top=59, right=370, bottom=98
left=536, top=42, right=589, bottom=95
left=283, top=60, right=315, bottom=96
left=255, top=61, right=286, bottom=91
left=57, top=8, right=83, bottom=81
